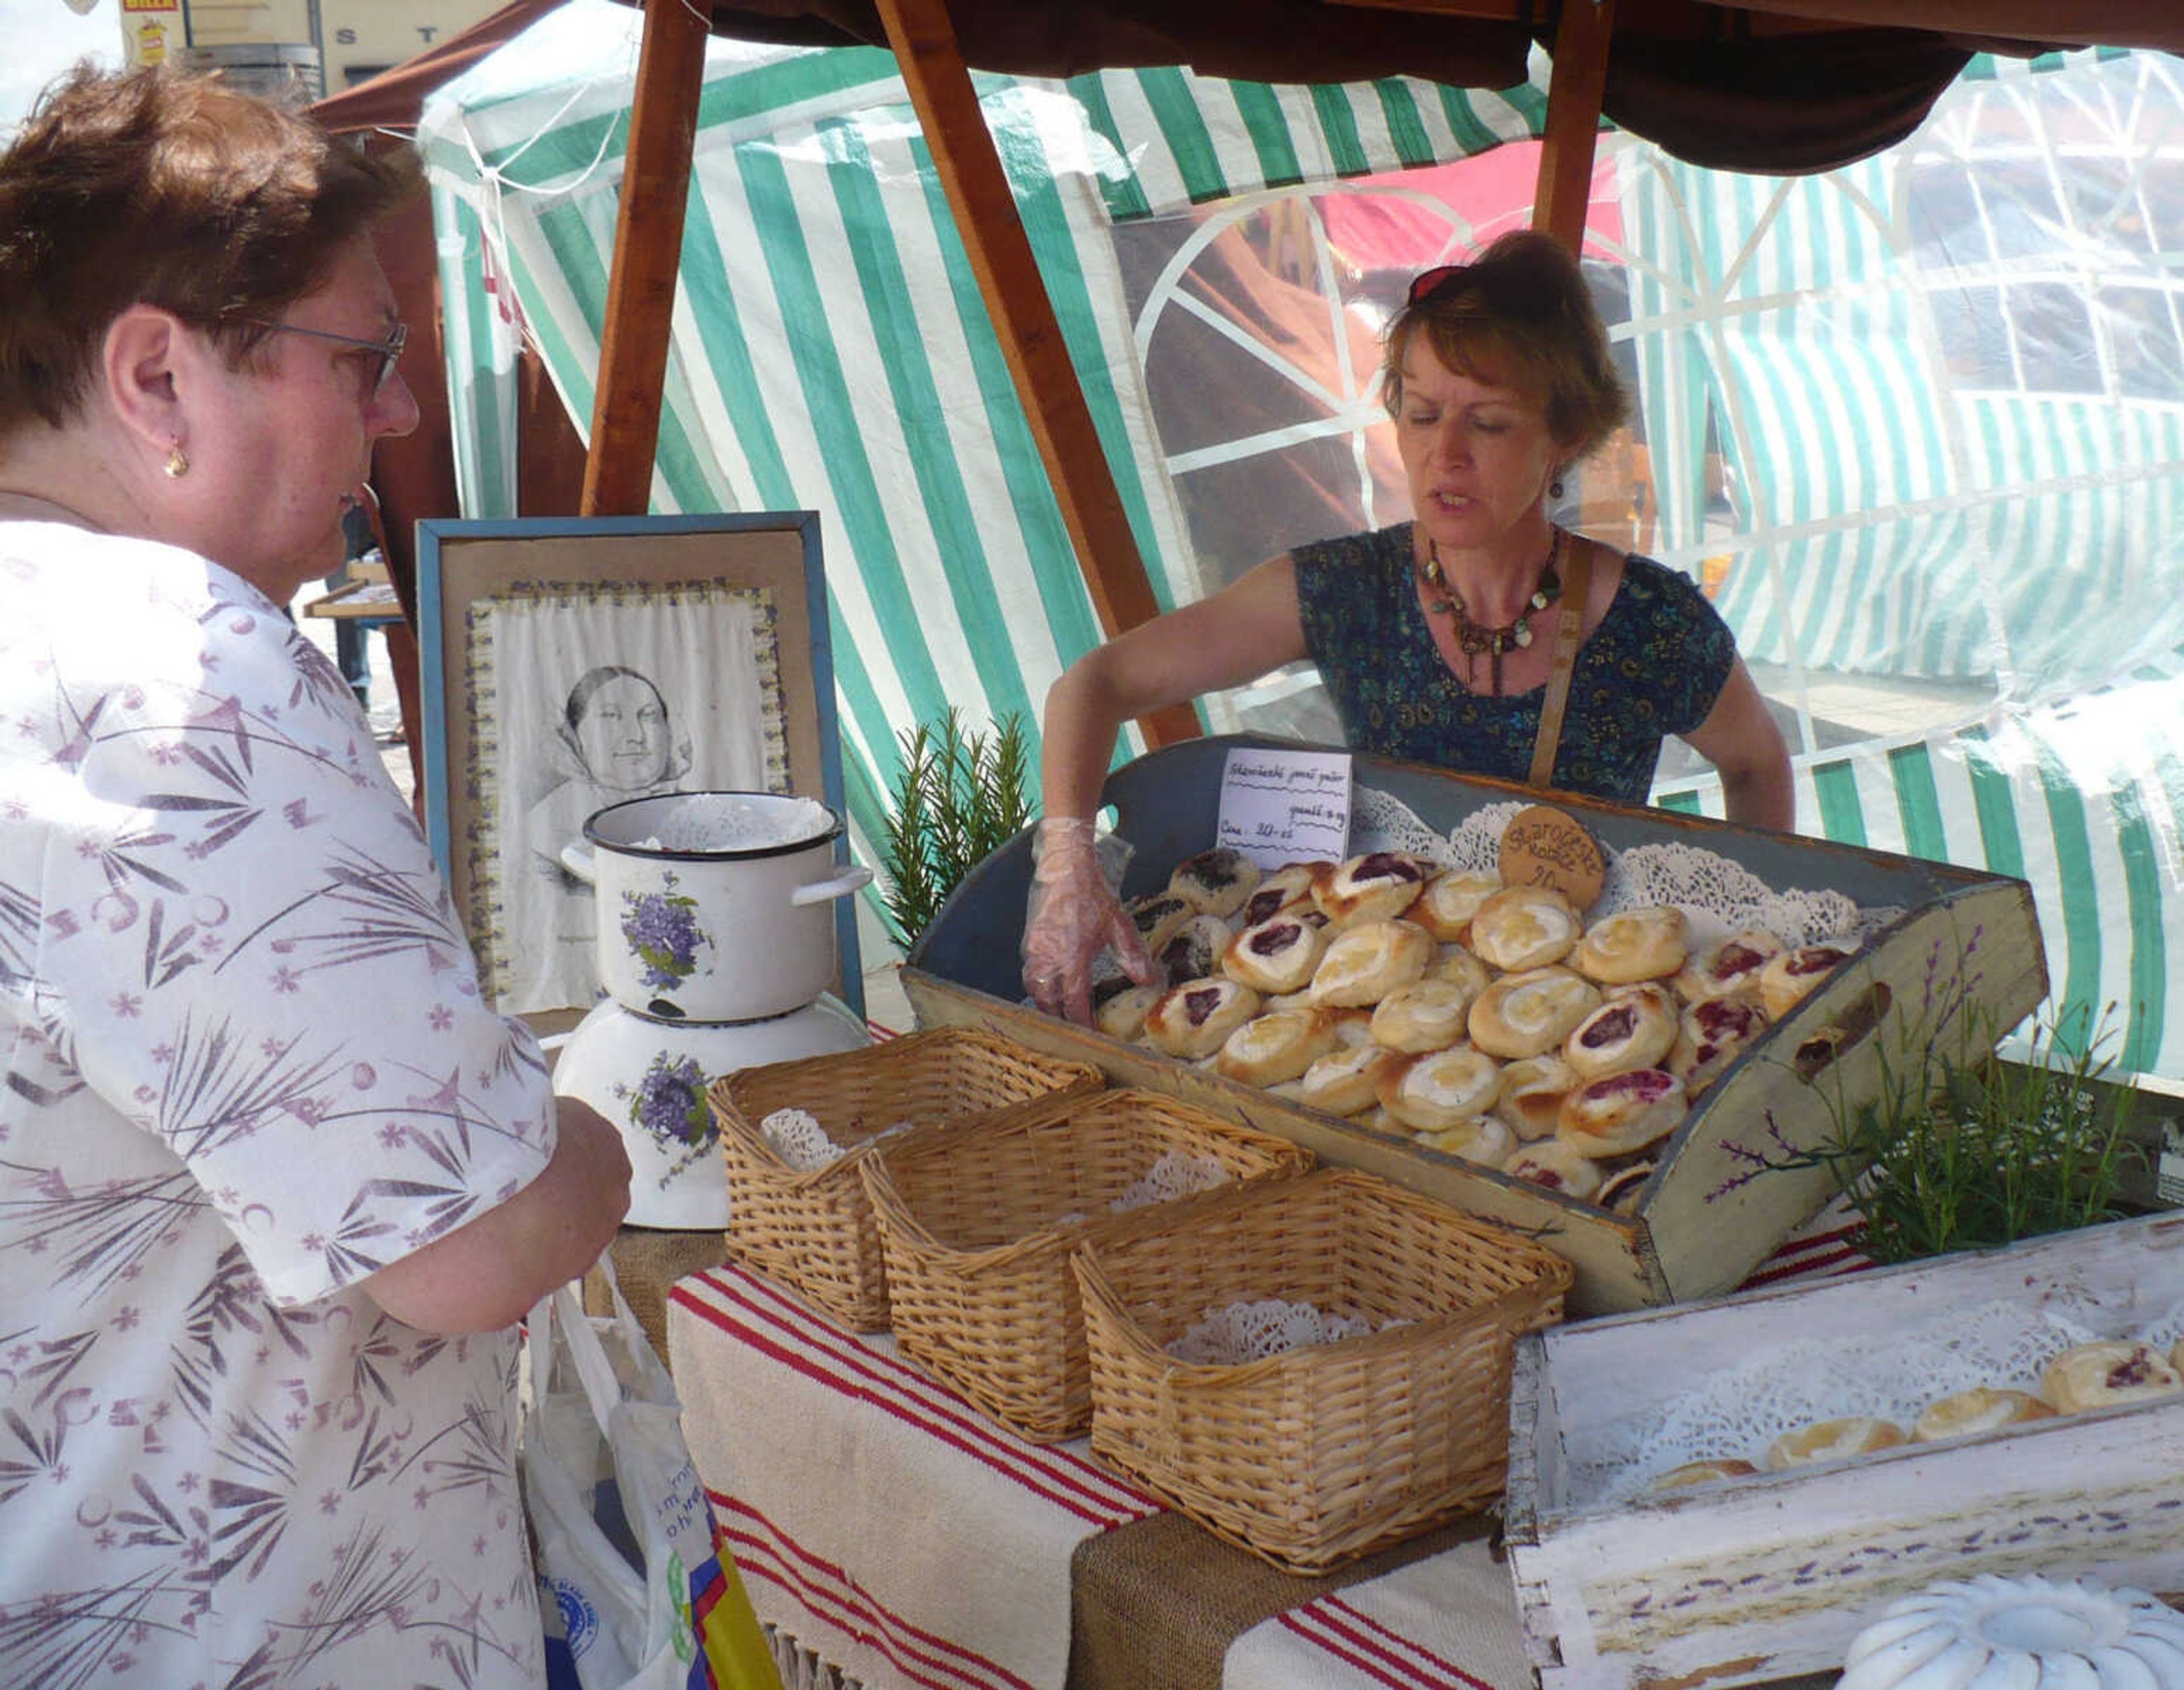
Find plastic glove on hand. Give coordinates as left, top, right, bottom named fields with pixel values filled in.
left=1021, top=817, right=1155, bottom=1025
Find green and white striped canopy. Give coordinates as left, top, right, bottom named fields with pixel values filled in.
left=420, top=6, right=2184, bottom=1082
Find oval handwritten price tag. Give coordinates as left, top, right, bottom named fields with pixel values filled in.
left=1499, top=804, right=1606, bottom=911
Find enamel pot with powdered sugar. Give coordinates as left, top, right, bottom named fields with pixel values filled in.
left=561, top=791, right=872, bottom=1023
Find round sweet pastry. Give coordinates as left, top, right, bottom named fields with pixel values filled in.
left=1759, top=941, right=1856, bottom=1020
left=1910, top=1386, right=2056, bottom=1444
left=1221, top=911, right=1328, bottom=996
left=1504, top=1139, right=1604, bottom=1201
left=1562, top=983, right=1679, bottom=1080
left=1647, top=1457, right=1757, bottom=1493
left=1409, top=870, right=1503, bottom=943
left=1595, top=1160, right=1656, bottom=1213
left=1469, top=965, right=1602, bottom=1060
left=1142, top=977, right=1263, bottom=1060
left=1370, top=978, right=1480, bottom=1054
left=1236, top=862, right=1322, bottom=929
left=1215, top=1006, right=1341, bottom=1087
left=1298, top=1041, right=1407, bottom=1117
left=1168, top=846, right=1261, bottom=919
left=1669, top=995, right=1771, bottom=1097
left=1764, top=1415, right=1906, bottom=1469
left=1309, top=918, right=1432, bottom=1008
left=2041, top=1339, right=2184, bottom=1414
left=1672, top=928, right=1785, bottom=1005
left=1493, top=1054, right=1579, bottom=1141
left=1558, top=1067, right=1687, bottom=1159
left=1468, top=884, right=1583, bottom=972
left=1093, top=980, right=1161, bottom=1043
left=1155, top=913, right=1235, bottom=987
left=1312, top=852, right=1432, bottom=927
left=1570, top=904, right=1690, bottom=986
left=1427, top=942, right=1494, bottom=997
left=1377, top=1045, right=1504, bottom=1130
left=1125, top=891, right=1193, bottom=957
left=1411, top=1114, right=1517, bottom=1167
left=1321, top=1005, right=1378, bottom=1047
left=1838, top=1573, right=2184, bottom=1690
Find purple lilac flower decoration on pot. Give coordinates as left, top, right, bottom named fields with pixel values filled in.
left=619, top=1048, right=714, bottom=1152
left=621, top=873, right=712, bottom=990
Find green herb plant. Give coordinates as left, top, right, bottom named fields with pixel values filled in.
left=1750, top=932, right=2140, bottom=1265
left=876, top=707, right=1033, bottom=954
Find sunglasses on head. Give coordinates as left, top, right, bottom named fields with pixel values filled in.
left=1405, top=261, right=1571, bottom=324
left=225, top=316, right=410, bottom=399
left=1407, top=264, right=1469, bottom=308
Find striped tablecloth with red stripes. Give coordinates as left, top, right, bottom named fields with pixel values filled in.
left=666, top=1200, right=1872, bottom=1690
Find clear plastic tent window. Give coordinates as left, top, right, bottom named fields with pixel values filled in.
left=419, top=11, right=2183, bottom=1082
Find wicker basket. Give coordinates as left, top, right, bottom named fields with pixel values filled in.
left=861, top=1089, right=1315, bottom=1441
left=1070, top=1167, right=1572, bottom=1575
left=708, top=1027, right=1103, bottom=1331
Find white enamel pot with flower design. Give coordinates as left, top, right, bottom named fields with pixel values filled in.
left=560, top=790, right=871, bottom=1023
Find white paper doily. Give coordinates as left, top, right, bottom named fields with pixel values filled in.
left=1165, top=1297, right=1394, bottom=1365
left=1349, top=789, right=1898, bottom=948
left=1569, top=1294, right=2184, bottom=1509
left=1110, top=1149, right=1230, bottom=1213
left=759, top=1106, right=913, bottom=1170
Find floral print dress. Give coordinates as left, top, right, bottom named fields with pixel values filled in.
left=1293, top=522, right=1737, bottom=803
left=0, top=522, right=557, bottom=1687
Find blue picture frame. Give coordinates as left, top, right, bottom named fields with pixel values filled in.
left=415, top=511, right=862, bottom=1027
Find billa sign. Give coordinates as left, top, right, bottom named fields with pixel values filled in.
left=121, top=0, right=185, bottom=67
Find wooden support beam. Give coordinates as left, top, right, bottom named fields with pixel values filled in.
left=581, top=0, right=710, bottom=516
left=1532, top=0, right=1616, bottom=253
left=872, top=0, right=1201, bottom=749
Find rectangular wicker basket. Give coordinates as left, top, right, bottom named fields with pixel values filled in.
left=1070, top=1167, right=1573, bottom=1574
left=860, top=1088, right=1315, bottom=1441
left=707, top=1026, right=1103, bottom=1331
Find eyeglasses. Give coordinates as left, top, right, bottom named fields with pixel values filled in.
left=225, top=316, right=410, bottom=399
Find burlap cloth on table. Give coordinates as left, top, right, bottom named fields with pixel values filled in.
left=584, top=1225, right=727, bottom=1368
left=1066, top=1505, right=1498, bottom=1690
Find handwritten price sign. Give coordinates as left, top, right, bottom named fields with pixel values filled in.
left=1215, top=748, right=1353, bottom=869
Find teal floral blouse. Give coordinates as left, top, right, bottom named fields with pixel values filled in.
left=1293, top=522, right=1736, bottom=804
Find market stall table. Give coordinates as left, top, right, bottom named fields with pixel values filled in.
left=665, top=1216, right=1872, bottom=1689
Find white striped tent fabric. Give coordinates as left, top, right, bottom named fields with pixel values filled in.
left=1657, top=651, right=2184, bottom=1079
left=1622, top=51, right=2184, bottom=698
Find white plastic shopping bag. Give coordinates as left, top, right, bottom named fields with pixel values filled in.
left=523, top=1264, right=779, bottom=1690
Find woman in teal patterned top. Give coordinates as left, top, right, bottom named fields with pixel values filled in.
left=1023, top=232, right=1791, bottom=1025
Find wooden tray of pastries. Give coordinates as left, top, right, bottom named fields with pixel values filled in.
left=904, top=734, right=2048, bottom=1314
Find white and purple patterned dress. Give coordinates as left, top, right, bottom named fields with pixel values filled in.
left=0, top=520, right=557, bottom=1688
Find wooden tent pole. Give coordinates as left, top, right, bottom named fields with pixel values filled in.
left=1532, top=0, right=1616, bottom=251
left=872, top=0, right=1201, bottom=748
left=581, top=0, right=710, bottom=516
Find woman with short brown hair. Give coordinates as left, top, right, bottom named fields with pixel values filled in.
left=0, top=66, right=629, bottom=1684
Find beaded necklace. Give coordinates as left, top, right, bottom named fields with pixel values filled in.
left=1417, top=528, right=1564, bottom=696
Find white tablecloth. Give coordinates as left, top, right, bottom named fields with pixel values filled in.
left=668, top=1203, right=1873, bottom=1690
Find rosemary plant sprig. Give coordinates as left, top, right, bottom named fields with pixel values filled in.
left=876, top=708, right=1033, bottom=953
left=1768, top=968, right=2141, bottom=1265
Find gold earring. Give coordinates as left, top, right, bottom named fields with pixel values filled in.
left=163, top=441, right=189, bottom=480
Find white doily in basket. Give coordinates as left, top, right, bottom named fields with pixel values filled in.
left=1165, top=1298, right=1402, bottom=1365
left=1569, top=1292, right=2184, bottom=1510
left=758, top=1106, right=913, bottom=1171
left=1351, top=790, right=1899, bottom=947
left=1110, top=1149, right=1231, bottom=1213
